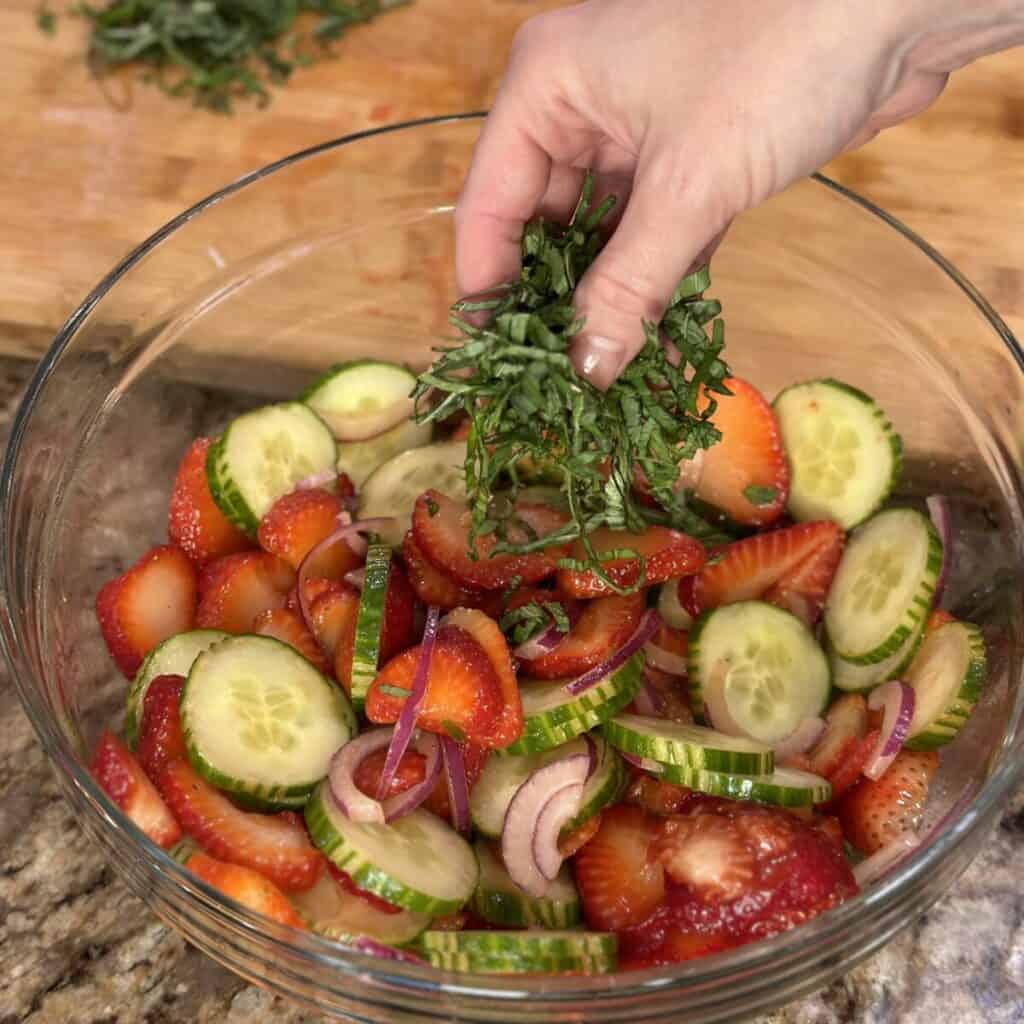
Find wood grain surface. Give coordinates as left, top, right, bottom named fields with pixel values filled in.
left=0, top=0, right=1022, bottom=361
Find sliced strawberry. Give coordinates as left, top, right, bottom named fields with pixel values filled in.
left=96, top=545, right=198, bottom=677
left=558, top=813, right=602, bottom=859
left=158, top=759, right=321, bottom=891
left=365, top=625, right=505, bottom=747
left=654, top=812, right=757, bottom=902
left=521, top=593, right=644, bottom=680
left=196, top=551, right=296, bottom=634
left=301, top=583, right=360, bottom=673
left=401, top=533, right=504, bottom=615
left=694, top=520, right=844, bottom=626
left=694, top=377, right=789, bottom=526
left=379, top=561, right=418, bottom=664
left=823, top=729, right=880, bottom=806
left=632, top=666, right=694, bottom=724
left=557, top=527, right=705, bottom=599
left=808, top=693, right=868, bottom=779
left=257, top=488, right=361, bottom=579
left=441, top=608, right=523, bottom=748
left=167, top=438, right=252, bottom=566
left=90, top=730, right=181, bottom=848
left=251, top=608, right=329, bottom=675
left=623, top=926, right=735, bottom=968
left=136, top=673, right=189, bottom=779
left=326, top=862, right=402, bottom=916
left=185, top=850, right=305, bottom=929
left=837, top=749, right=939, bottom=855
left=573, top=804, right=665, bottom=932
left=286, top=577, right=346, bottom=616
left=412, top=491, right=569, bottom=591
left=926, top=608, right=956, bottom=634
left=624, top=774, right=693, bottom=816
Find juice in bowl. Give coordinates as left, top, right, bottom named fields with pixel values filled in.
left=4, top=115, right=1022, bottom=1022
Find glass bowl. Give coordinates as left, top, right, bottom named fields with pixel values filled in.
left=3, top=113, right=1023, bottom=1023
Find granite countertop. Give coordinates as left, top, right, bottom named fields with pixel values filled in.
left=0, top=355, right=1022, bottom=1024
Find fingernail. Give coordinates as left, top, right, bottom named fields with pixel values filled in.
left=574, top=335, right=626, bottom=391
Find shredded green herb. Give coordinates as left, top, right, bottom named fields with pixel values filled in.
left=499, top=600, right=571, bottom=648
left=44, top=0, right=408, bottom=112
left=379, top=683, right=411, bottom=699
left=36, top=5, right=58, bottom=34
left=743, top=484, right=778, bottom=506
left=414, top=173, right=732, bottom=589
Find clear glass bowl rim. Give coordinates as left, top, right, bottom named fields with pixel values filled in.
left=3, top=110, right=1024, bottom=1005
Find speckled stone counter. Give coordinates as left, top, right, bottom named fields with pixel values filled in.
left=1, top=355, right=1022, bottom=1024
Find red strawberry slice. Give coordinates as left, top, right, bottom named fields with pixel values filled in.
left=96, top=545, right=198, bottom=677
left=136, top=674, right=189, bottom=779
left=625, top=774, right=694, bottom=816
left=808, top=693, right=868, bottom=779
left=196, top=551, right=296, bottom=634
left=257, top=488, right=361, bottom=579
left=185, top=850, right=305, bottom=929
left=694, top=520, right=844, bottom=626
left=823, top=729, right=879, bottom=807
left=159, top=759, right=322, bottom=891
left=694, top=377, right=789, bottom=526
left=520, top=593, right=644, bottom=680
left=836, top=750, right=939, bottom=855
left=303, top=583, right=360, bottom=674
left=573, top=804, right=665, bottom=932
left=556, top=527, right=705, bottom=599
left=326, top=862, right=402, bottom=915
left=90, top=730, right=181, bottom=848
left=168, top=438, right=252, bottom=566
left=441, top=608, right=523, bottom=748
left=412, top=490, right=569, bottom=591
left=401, top=533, right=503, bottom=615
left=926, top=608, right=956, bottom=634
left=379, top=561, right=418, bottom=665
left=286, top=577, right=346, bottom=616
left=365, top=625, right=505, bottom=747
left=252, top=608, right=330, bottom=675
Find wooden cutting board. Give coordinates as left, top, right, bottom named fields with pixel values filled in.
left=1, top=0, right=1022, bottom=362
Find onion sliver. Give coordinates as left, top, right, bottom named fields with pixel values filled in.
left=774, top=717, right=827, bottom=760
left=926, top=495, right=953, bottom=607
left=440, top=735, right=471, bottom=833
left=344, top=567, right=366, bottom=590
left=501, top=752, right=589, bottom=898
left=642, top=640, right=688, bottom=677
left=864, top=680, right=915, bottom=781
left=566, top=609, right=659, bottom=696
left=633, top=669, right=666, bottom=717
left=657, top=579, right=695, bottom=630
left=852, top=832, right=919, bottom=887
left=296, top=469, right=339, bottom=491
left=512, top=622, right=563, bottom=661
left=352, top=936, right=427, bottom=964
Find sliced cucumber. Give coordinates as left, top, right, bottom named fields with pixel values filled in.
left=207, top=402, right=338, bottom=535
left=181, top=636, right=356, bottom=808
left=305, top=783, right=477, bottom=915
left=124, top=629, right=228, bottom=746
left=471, top=841, right=581, bottom=929
left=773, top=378, right=902, bottom=529
left=904, top=620, right=986, bottom=750
left=603, top=713, right=773, bottom=775
left=641, top=757, right=831, bottom=807
left=301, top=360, right=416, bottom=442
left=824, top=508, right=942, bottom=664
left=688, top=601, right=830, bottom=745
left=336, top=418, right=433, bottom=488
left=289, top=866, right=430, bottom=944
left=349, top=544, right=392, bottom=710
left=358, top=440, right=467, bottom=546
left=829, top=621, right=923, bottom=693
left=471, top=735, right=626, bottom=839
left=415, top=930, right=616, bottom=975
left=503, top=656, right=642, bottom=756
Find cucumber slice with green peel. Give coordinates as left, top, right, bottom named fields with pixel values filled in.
left=641, top=757, right=831, bottom=807
left=603, top=713, right=773, bottom=775
left=335, top=418, right=433, bottom=488
left=470, top=841, right=581, bottom=929
left=349, top=544, right=392, bottom=710
left=414, top=930, right=616, bottom=974
left=471, top=735, right=626, bottom=839
left=305, top=783, right=478, bottom=915
left=904, top=621, right=986, bottom=750
left=829, top=622, right=924, bottom=693
left=688, top=601, right=830, bottom=744
left=124, top=629, right=228, bottom=746
left=289, top=865, right=430, bottom=944
left=207, top=403, right=338, bottom=535
left=421, top=950, right=612, bottom=975
left=502, top=656, right=643, bottom=756
left=181, top=636, right=356, bottom=808
left=773, top=379, right=902, bottom=529
left=358, top=441, right=467, bottom=546
left=824, top=508, right=942, bottom=665
left=301, top=360, right=416, bottom=442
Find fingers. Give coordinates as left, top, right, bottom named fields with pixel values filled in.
left=571, top=160, right=728, bottom=390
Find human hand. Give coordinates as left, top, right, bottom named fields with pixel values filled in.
left=455, top=0, right=1024, bottom=389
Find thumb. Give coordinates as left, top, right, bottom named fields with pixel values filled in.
left=571, top=160, right=728, bottom=390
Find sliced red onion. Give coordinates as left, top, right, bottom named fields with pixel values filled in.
left=773, top=717, right=827, bottom=760
left=440, top=736, right=471, bottom=834
left=852, top=831, right=920, bottom=887
left=620, top=751, right=666, bottom=775
left=657, top=580, right=694, bottom=630
left=864, top=680, right=915, bottom=781
left=926, top=495, right=952, bottom=607
left=328, top=728, right=441, bottom=823
left=377, top=605, right=441, bottom=799
left=344, top=567, right=366, bottom=590
left=632, top=669, right=666, bottom=717
left=565, top=609, right=659, bottom=696
left=296, top=469, right=338, bottom=491
left=512, top=621, right=564, bottom=660
left=581, top=732, right=598, bottom=778
left=501, top=753, right=589, bottom=898
left=352, top=936, right=427, bottom=964
left=642, top=639, right=689, bottom=677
